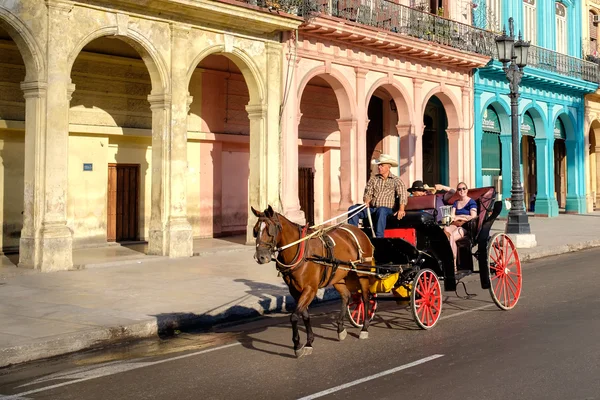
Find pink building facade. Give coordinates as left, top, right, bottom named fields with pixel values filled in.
left=279, top=14, right=490, bottom=225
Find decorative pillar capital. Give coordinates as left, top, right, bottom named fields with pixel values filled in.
left=148, top=92, right=172, bottom=109
left=336, top=118, right=357, bottom=130
left=246, top=103, right=267, bottom=119
left=446, top=128, right=464, bottom=139
left=412, top=78, right=424, bottom=89
left=67, top=83, right=76, bottom=102
left=355, top=67, right=368, bottom=79
left=20, top=81, right=47, bottom=98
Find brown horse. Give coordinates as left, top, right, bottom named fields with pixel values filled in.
left=251, top=205, right=375, bottom=358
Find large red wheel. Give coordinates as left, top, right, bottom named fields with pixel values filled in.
left=410, top=269, right=443, bottom=329
left=346, top=292, right=377, bottom=328
left=487, top=233, right=522, bottom=310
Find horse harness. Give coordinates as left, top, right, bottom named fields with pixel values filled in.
left=260, top=217, right=373, bottom=286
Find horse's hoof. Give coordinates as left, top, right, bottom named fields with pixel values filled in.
left=359, top=331, right=369, bottom=340
left=295, top=346, right=313, bottom=358
left=338, top=329, right=347, bottom=341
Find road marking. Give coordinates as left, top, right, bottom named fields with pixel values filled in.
left=440, top=303, right=496, bottom=320
left=296, top=354, right=444, bottom=400
left=0, top=342, right=241, bottom=399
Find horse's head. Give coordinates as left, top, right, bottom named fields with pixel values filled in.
left=251, top=205, right=282, bottom=264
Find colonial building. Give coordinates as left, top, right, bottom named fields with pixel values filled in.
left=0, top=0, right=301, bottom=270
left=583, top=0, right=600, bottom=211
left=472, top=0, right=598, bottom=217
left=278, top=0, right=493, bottom=225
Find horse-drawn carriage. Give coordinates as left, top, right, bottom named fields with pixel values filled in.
left=345, top=186, right=522, bottom=330
left=252, top=186, right=522, bottom=357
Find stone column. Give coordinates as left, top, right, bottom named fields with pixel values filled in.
left=280, top=50, right=304, bottom=223
left=21, top=1, right=74, bottom=271
left=412, top=79, right=424, bottom=184
left=246, top=103, right=268, bottom=243
left=396, top=124, right=414, bottom=184
left=337, top=118, right=358, bottom=210
left=18, top=81, right=47, bottom=269
left=595, top=145, right=600, bottom=207
left=461, top=86, right=474, bottom=184
left=565, top=139, right=585, bottom=213
left=265, top=43, right=283, bottom=212
left=499, top=134, right=512, bottom=217
left=355, top=68, right=368, bottom=200
left=147, top=24, right=193, bottom=257
left=446, top=128, right=465, bottom=185
left=533, top=137, right=554, bottom=217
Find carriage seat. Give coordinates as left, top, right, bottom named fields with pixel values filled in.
left=446, top=186, right=497, bottom=247
left=384, top=194, right=437, bottom=230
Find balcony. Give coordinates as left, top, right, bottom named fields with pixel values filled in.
left=241, top=0, right=496, bottom=56
left=527, top=45, right=599, bottom=83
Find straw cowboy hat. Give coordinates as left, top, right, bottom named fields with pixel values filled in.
left=407, top=180, right=436, bottom=194
left=371, top=154, right=398, bottom=167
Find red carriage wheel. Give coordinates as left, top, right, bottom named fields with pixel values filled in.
left=346, top=292, right=377, bottom=328
left=487, top=233, right=522, bottom=310
left=410, top=269, right=442, bottom=330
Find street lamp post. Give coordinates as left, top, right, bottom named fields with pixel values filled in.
left=495, top=17, right=532, bottom=235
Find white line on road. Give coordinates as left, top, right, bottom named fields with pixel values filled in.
left=296, top=354, right=445, bottom=400
left=0, top=342, right=241, bottom=399
left=440, top=303, right=496, bottom=320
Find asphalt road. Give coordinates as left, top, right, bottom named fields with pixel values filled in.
left=1, top=248, right=600, bottom=400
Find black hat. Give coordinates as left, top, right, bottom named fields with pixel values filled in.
left=408, top=180, right=436, bottom=193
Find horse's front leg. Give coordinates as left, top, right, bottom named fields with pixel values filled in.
left=333, top=282, right=351, bottom=341
left=359, top=276, right=371, bottom=339
left=293, top=286, right=317, bottom=358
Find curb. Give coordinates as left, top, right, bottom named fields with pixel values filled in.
left=4, top=241, right=600, bottom=368
left=518, top=240, right=600, bottom=262
left=0, top=286, right=339, bottom=368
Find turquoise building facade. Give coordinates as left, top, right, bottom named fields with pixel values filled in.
left=473, top=0, right=598, bottom=216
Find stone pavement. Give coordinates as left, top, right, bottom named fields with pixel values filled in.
left=1, top=212, right=600, bottom=368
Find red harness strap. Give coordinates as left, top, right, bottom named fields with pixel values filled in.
left=276, top=224, right=309, bottom=272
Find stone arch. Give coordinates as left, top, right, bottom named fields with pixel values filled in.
left=0, top=6, right=44, bottom=82
left=551, top=107, right=577, bottom=141
left=481, top=96, right=511, bottom=135
left=421, top=86, right=462, bottom=129
left=365, top=77, right=413, bottom=125
left=67, top=27, right=169, bottom=93
left=521, top=103, right=547, bottom=137
left=186, top=45, right=265, bottom=106
left=297, top=66, right=356, bottom=120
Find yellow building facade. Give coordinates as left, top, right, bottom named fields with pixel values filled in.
left=0, top=0, right=301, bottom=271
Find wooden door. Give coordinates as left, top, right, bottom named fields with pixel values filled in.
left=298, top=167, right=315, bottom=225
left=107, top=164, right=139, bottom=242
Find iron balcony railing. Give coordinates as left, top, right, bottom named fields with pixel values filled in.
left=241, top=0, right=600, bottom=84
left=244, top=0, right=496, bottom=56
left=526, top=45, right=599, bottom=83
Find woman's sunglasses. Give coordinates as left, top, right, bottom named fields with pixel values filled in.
left=457, top=187, right=467, bottom=191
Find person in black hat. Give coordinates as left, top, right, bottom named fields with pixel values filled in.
left=407, top=180, right=436, bottom=197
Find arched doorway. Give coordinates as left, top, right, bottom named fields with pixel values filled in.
left=553, top=118, right=567, bottom=208
left=69, top=37, right=154, bottom=246
left=422, top=96, right=449, bottom=186
left=188, top=54, right=250, bottom=238
left=521, top=111, right=536, bottom=211
left=366, top=95, right=384, bottom=178
left=298, top=75, right=343, bottom=225
left=0, top=24, right=25, bottom=253
left=481, top=105, right=502, bottom=188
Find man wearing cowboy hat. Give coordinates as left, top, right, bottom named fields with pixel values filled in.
left=347, top=154, right=408, bottom=238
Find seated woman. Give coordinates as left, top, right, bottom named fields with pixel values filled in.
left=443, top=182, right=477, bottom=270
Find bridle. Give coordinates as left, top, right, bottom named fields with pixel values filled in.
left=254, top=215, right=282, bottom=254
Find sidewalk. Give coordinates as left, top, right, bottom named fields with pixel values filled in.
left=1, top=212, right=600, bottom=368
